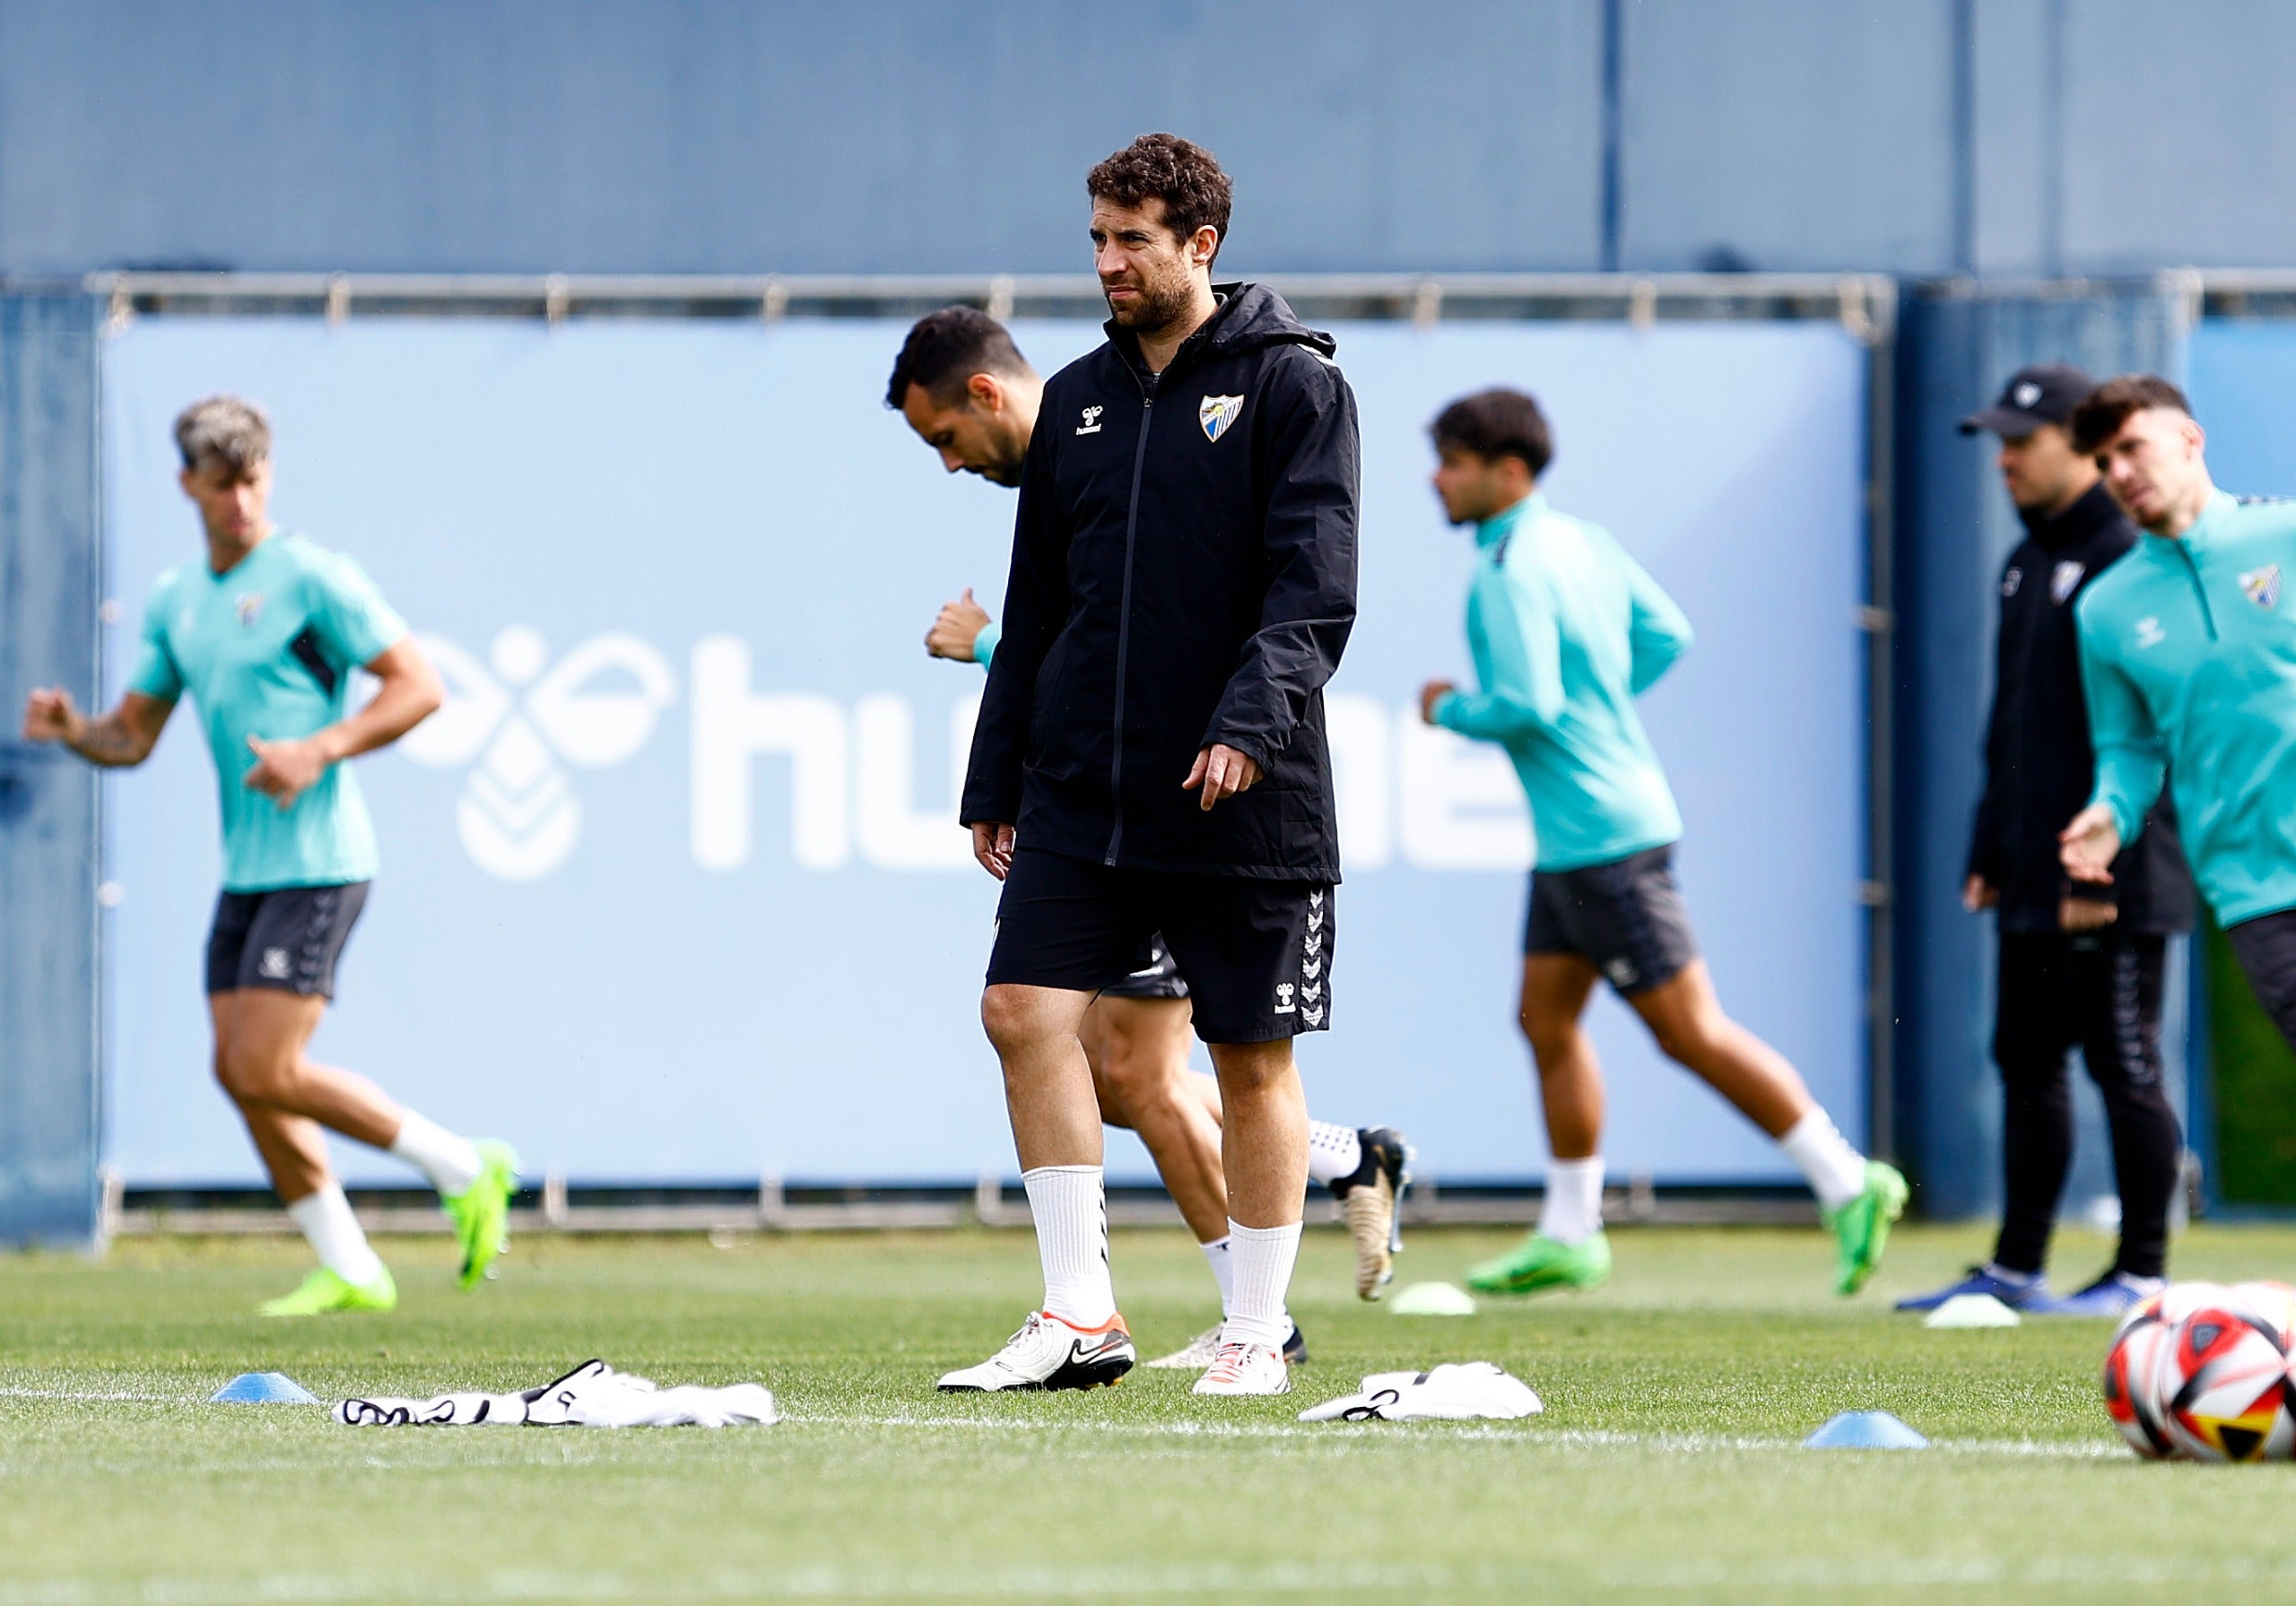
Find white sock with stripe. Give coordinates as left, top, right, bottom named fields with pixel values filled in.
left=1023, top=1165, right=1117, bottom=1327
left=1220, top=1219, right=1302, bottom=1351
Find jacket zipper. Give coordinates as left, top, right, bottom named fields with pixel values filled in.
left=2169, top=540, right=2219, bottom=640
left=1108, top=362, right=1157, bottom=864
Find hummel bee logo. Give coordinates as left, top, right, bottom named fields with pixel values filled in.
left=1076, top=405, right=1104, bottom=436
left=1274, top=981, right=1297, bottom=1015
left=2135, top=616, right=2166, bottom=649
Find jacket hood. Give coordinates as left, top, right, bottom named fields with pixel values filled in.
left=1105, top=282, right=1337, bottom=368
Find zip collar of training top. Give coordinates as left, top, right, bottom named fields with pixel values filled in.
left=2139, top=488, right=2237, bottom=560
left=1474, top=493, right=1546, bottom=559
left=2017, top=480, right=2126, bottom=553
left=1103, top=281, right=1335, bottom=381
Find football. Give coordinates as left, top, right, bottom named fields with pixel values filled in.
left=2107, top=1281, right=2296, bottom=1463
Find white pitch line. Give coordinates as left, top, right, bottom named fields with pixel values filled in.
left=0, top=1387, right=2126, bottom=1459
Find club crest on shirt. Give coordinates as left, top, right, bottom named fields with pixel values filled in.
left=2241, top=564, right=2283, bottom=610
left=1200, top=394, right=1244, bottom=442
left=2050, top=560, right=2085, bottom=604
left=2001, top=568, right=2022, bottom=598
left=235, top=592, right=264, bottom=627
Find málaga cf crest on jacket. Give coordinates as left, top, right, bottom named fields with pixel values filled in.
left=960, top=282, right=1361, bottom=882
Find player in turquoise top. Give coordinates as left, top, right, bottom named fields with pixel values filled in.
left=22, top=395, right=517, bottom=1315
left=1417, top=388, right=1904, bottom=1298
left=2062, top=374, right=2296, bottom=1050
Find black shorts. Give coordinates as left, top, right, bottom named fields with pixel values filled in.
left=1100, top=934, right=1191, bottom=1002
left=987, top=848, right=1330, bottom=1043
left=1523, top=845, right=1699, bottom=995
left=204, top=881, right=370, bottom=1000
left=2226, top=907, right=2296, bottom=1053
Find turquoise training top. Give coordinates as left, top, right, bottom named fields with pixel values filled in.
left=2077, top=490, right=2296, bottom=926
left=1432, top=494, right=1692, bottom=872
left=129, top=531, right=408, bottom=892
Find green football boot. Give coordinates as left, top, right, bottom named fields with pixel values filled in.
left=1465, top=1229, right=1612, bottom=1296
left=1823, top=1159, right=1909, bottom=1295
left=442, top=1141, right=519, bottom=1289
left=258, top=1264, right=398, bottom=1318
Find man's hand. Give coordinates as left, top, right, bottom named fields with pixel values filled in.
left=1962, top=874, right=1997, bottom=914
left=2059, top=803, right=2124, bottom=887
left=243, top=734, right=333, bottom=808
left=2061, top=895, right=2119, bottom=933
left=1418, top=680, right=1457, bottom=726
left=971, top=820, right=1016, bottom=881
left=1182, top=744, right=1263, bottom=812
left=22, top=687, right=82, bottom=743
left=927, top=589, right=992, bottom=662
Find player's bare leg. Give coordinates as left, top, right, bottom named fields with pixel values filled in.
left=942, top=983, right=1135, bottom=1392
left=1470, top=954, right=1614, bottom=1296
left=1622, top=960, right=1810, bottom=1138
left=213, top=990, right=516, bottom=1306
left=1083, top=997, right=1226, bottom=1239
left=1192, top=1037, right=1307, bottom=1395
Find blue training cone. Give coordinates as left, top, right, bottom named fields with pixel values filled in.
left=211, top=1371, right=320, bottom=1404
left=1804, top=1410, right=1928, bottom=1449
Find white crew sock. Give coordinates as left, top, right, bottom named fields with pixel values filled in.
left=1538, top=1157, right=1605, bottom=1246
left=1780, top=1108, right=1867, bottom=1212
left=390, top=1109, right=483, bottom=1197
left=1022, top=1165, right=1117, bottom=1327
left=286, top=1183, right=385, bottom=1287
left=1220, top=1219, right=1302, bottom=1351
left=1306, top=1121, right=1364, bottom=1187
left=1200, top=1235, right=1237, bottom=1312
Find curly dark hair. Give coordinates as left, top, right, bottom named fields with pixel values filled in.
left=1431, top=389, right=1553, bottom=479
left=1086, top=134, right=1233, bottom=262
left=2070, top=373, right=2192, bottom=456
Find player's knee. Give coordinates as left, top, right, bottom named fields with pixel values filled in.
left=979, top=986, right=1050, bottom=1057
left=215, top=1041, right=294, bottom=1103
left=1519, top=1009, right=1574, bottom=1066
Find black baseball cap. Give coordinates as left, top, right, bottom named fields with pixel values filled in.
left=1960, top=364, right=2096, bottom=436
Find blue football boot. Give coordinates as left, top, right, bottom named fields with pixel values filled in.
left=1893, top=1264, right=2051, bottom=1313
left=2037, top=1271, right=2165, bottom=1317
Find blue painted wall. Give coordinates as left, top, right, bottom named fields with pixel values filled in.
left=4, top=1, right=2294, bottom=279
left=0, top=293, right=103, bottom=1246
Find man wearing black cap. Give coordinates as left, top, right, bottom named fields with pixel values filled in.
left=1899, top=365, right=2196, bottom=1318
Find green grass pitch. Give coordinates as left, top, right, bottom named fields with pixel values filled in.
left=7, top=1222, right=2296, bottom=1603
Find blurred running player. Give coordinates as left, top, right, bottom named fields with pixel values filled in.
left=21, top=395, right=517, bottom=1315
left=890, top=308, right=1411, bottom=1365
left=1415, top=387, right=1905, bottom=1298
left=2062, top=377, right=2296, bottom=1062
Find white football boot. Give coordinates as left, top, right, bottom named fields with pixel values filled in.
left=1191, top=1339, right=1292, bottom=1396
left=1146, top=1321, right=1309, bottom=1369
left=936, top=1311, right=1135, bottom=1393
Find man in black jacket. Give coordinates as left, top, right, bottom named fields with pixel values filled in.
left=939, top=135, right=1359, bottom=1399
left=1899, top=365, right=2196, bottom=1318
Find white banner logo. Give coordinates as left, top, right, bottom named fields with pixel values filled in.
left=399, top=626, right=676, bottom=880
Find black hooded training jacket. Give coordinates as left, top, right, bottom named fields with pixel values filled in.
left=1968, top=480, right=2196, bottom=934
left=959, top=282, right=1360, bottom=881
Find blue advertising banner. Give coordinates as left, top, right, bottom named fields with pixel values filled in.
left=100, top=313, right=1867, bottom=1184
